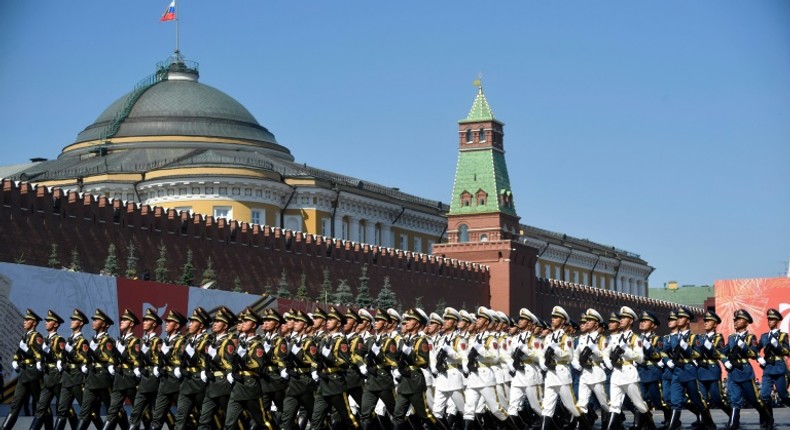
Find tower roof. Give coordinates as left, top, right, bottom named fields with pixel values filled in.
left=460, top=86, right=497, bottom=124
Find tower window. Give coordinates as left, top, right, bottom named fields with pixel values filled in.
left=465, top=129, right=473, bottom=143
left=479, top=128, right=486, bottom=142
left=458, top=224, right=469, bottom=243
left=460, top=191, right=472, bottom=207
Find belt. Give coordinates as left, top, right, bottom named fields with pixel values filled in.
left=735, top=359, right=749, bottom=364
left=212, top=371, right=226, bottom=377
left=92, top=363, right=108, bottom=369
left=239, top=371, right=257, bottom=377
left=47, top=363, right=58, bottom=369
left=292, top=367, right=312, bottom=374
left=701, top=359, right=718, bottom=365
left=67, top=364, right=81, bottom=370
left=404, top=365, right=420, bottom=371
left=263, top=366, right=279, bottom=372
left=21, top=359, right=36, bottom=365
left=320, top=367, right=342, bottom=374
left=186, top=366, right=200, bottom=373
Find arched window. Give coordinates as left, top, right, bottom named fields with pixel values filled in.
left=458, top=224, right=469, bottom=243
left=460, top=191, right=472, bottom=207
left=479, top=127, right=486, bottom=142
left=465, top=129, right=473, bottom=143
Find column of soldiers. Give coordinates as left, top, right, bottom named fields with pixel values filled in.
left=2, top=303, right=789, bottom=430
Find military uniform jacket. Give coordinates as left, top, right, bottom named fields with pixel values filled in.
left=363, top=333, right=398, bottom=391
left=722, top=331, right=759, bottom=382
left=346, top=332, right=366, bottom=390
left=463, top=331, right=499, bottom=388
left=696, top=331, right=725, bottom=381
left=660, top=333, right=675, bottom=381
left=158, top=332, right=185, bottom=394
left=541, top=328, right=573, bottom=387
left=230, top=334, right=265, bottom=401
left=759, top=329, right=789, bottom=376
left=61, top=331, right=89, bottom=388
left=285, top=333, right=318, bottom=397
left=509, top=330, right=543, bottom=387
left=636, top=332, right=663, bottom=383
left=205, top=332, right=235, bottom=399
left=604, top=330, right=643, bottom=386
left=572, top=332, right=606, bottom=384
left=86, top=331, right=116, bottom=389
left=396, top=333, right=431, bottom=395
left=260, top=332, right=288, bottom=393
left=433, top=331, right=465, bottom=391
left=14, top=329, right=45, bottom=384
left=180, top=331, right=213, bottom=395
left=666, top=330, right=700, bottom=382
left=316, top=332, right=350, bottom=396
left=113, top=332, right=143, bottom=391
left=137, top=331, right=163, bottom=393
left=41, top=331, right=67, bottom=388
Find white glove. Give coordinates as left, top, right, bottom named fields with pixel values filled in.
left=572, top=362, right=582, bottom=371
left=43, top=342, right=51, bottom=353
left=643, top=342, right=651, bottom=351
left=360, top=364, right=369, bottom=376
left=462, top=364, right=470, bottom=374
left=771, top=337, right=779, bottom=348
left=311, top=370, right=319, bottom=382
left=174, top=367, right=183, bottom=379
left=153, top=366, right=160, bottom=377
left=291, top=344, right=302, bottom=355
left=704, top=340, right=713, bottom=350
left=238, top=347, right=247, bottom=358
left=679, top=339, right=688, bottom=350
left=19, top=339, right=29, bottom=352
left=36, top=361, right=43, bottom=371
left=200, top=370, right=208, bottom=382
left=161, top=343, right=171, bottom=355
left=737, top=339, right=745, bottom=349
left=590, top=344, right=601, bottom=354
left=392, top=369, right=402, bottom=381
left=116, top=341, right=126, bottom=355
left=321, top=346, right=332, bottom=358
left=56, top=360, right=63, bottom=372
left=263, top=341, right=272, bottom=354
left=208, top=345, right=217, bottom=358
left=657, top=360, right=665, bottom=369
left=724, top=361, right=733, bottom=371
left=442, top=344, right=453, bottom=354
left=507, top=363, right=516, bottom=374
left=142, top=344, right=150, bottom=354
left=539, top=362, right=549, bottom=372
left=226, top=373, right=234, bottom=384
left=185, top=343, right=195, bottom=357
left=402, top=344, right=413, bottom=355
left=90, top=340, right=99, bottom=351
left=81, top=365, right=88, bottom=374
left=371, top=343, right=381, bottom=355
left=65, top=343, right=73, bottom=353
left=280, top=368, right=289, bottom=379
left=474, top=344, right=485, bottom=355
left=134, top=368, right=142, bottom=378
left=758, top=357, right=767, bottom=366
left=108, top=365, right=116, bottom=376
left=666, top=360, right=675, bottom=369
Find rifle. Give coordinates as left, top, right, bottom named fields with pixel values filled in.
left=544, top=346, right=557, bottom=371
left=579, top=346, right=593, bottom=370
left=511, top=346, right=525, bottom=372
left=435, top=346, right=449, bottom=376
left=610, top=345, right=625, bottom=369
left=464, top=345, right=480, bottom=377
left=760, top=333, right=778, bottom=369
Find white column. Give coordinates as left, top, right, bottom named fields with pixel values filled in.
left=365, top=222, right=376, bottom=245
left=333, top=215, right=344, bottom=240
left=381, top=225, right=392, bottom=247
left=349, top=217, right=359, bottom=242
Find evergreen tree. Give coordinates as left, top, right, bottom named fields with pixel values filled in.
left=180, top=249, right=195, bottom=286
left=414, top=296, right=423, bottom=310
left=262, top=284, right=274, bottom=296
left=201, top=257, right=217, bottom=287
left=125, top=241, right=138, bottom=278
left=319, top=268, right=332, bottom=304
left=376, top=276, right=398, bottom=309
left=103, top=243, right=118, bottom=276
left=233, top=276, right=243, bottom=293
left=47, top=244, right=60, bottom=268
left=295, top=272, right=310, bottom=301
left=276, top=270, right=291, bottom=298
left=154, top=242, right=168, bottom=282
left=332, top=279, right=354, bottom=306
left=69, top=248, right=81, bottom=272
left=355, top=264, right=373, bottom=308
left=433, top=297, right=447, bottom=315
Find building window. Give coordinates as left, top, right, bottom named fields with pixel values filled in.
left=179, top=188, right=187, bottom=195
left=460, top=191, right=472, bottom=207
left=205, top=187, right=214, bottom=194
left=427, top=240, right=435, bottom=254
left=255, top=189, right=263, bottom=197
left=322, top=218, right=331, bottom=236
left=213, top=206, right=231, bottom=220
left=479, top=127, right=486, bottom=142
left=232, top=187, right=240, bottom=196
left=400, top=234, right=408, bottom=250
left=251, top=209, right=264, bottom=225
left=414, top=237, right=422, bottom=253
left=476, top=189, right=487, bottom=206
left=458, top=224, right=469, bottom=243
left=219, top=187, right=228, bottom=196
left=465, top=129, right=472, bottom=143
left=479, top=234, right=488, bottom=242
left=192, top=187, right=200, bottom=194
left=342, top=218, right=349, bottom=240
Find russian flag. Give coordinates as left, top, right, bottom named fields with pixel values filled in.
left=160, top=1, right=176, bottom=22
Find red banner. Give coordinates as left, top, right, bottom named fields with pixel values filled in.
left=116, top=278, right=189, bottom=337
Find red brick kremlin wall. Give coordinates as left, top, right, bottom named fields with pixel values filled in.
left=0, top=180, right=490, bottom=311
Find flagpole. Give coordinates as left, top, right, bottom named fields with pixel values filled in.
left=175, top=0, right=181, bottom=60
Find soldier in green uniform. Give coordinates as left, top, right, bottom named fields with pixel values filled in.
left=358, top=309, right=399, bottom=430
left=310, top=306, right=359, bottom=430
left=225, top=307, right=275, bottom=430
left=260, top=309, right=289, bottom=418
left=392, top=309, right=447, bottom=430
left=174, top=307, right=213, bottom=430
left=76, top=308, right=116, bottom=430
left=104, top=308, right=143, bottom=430
left=30, top=310, right=66, bottom=430
left=2, top=309, right=45, bottom=430
left=128, top=308, right=164, bottom=430
left=310, top=307, right=328, bottom=339
left=148, top=309, right=188, bottom=430
left=281, top=310, right=318, bottom=430
left=343, top=308, right=366, bottom=409
left=198, top=307, right=238, bottom=430
left=53, top=309, right=92, bottom=430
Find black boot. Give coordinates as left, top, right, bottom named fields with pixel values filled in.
left=1, top=410, right=20, bottom=430
left=699, top=410, right=716, bottom=430
left=52, top=418, right=67, bottom=430
left=29, top=416, right=46, bottom=430
left=761, top=405, right=775, bottom=430
left=75, top=420, right=93, bottom=430
left=666, top=411, right=681, bottom=430
left=723, top=408, right=739, bottom=430
left=502, top=417, right=521, bottom=430
left=102, top=418, right=118, bottom=430
left=575, top=414, right=592, bottom=430
left=464, top=420, right=477, bottom=430
left=540, top=417, right=555, bottom=430
left=605, top=413, right=622, bottom=430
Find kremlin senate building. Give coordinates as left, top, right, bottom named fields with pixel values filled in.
left=0, top=54, right=659, bottom=317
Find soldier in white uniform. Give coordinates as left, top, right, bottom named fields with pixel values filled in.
left=539, top=306, right=590, bottom=430
left=492, top=311, right=510, bottom=407
left=431, top=307, right=466, bottom=430
left=571, top=308, right=609, bottom=428
left=603, top=306, right=656, bottom=430
left=505, top=308, right=543, bottom=429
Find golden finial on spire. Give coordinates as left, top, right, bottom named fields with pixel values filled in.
left=473, top=73, right=483, bottom=91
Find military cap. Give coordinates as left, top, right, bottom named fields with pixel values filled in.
left=551, top=306, right=569, bottom=321
left=327, top=306, right=346, bottom=323
left=518, top=308, right=538, bottom=323
left=165, top=309, right=187, bottom=326
left=143, top=308, right=163, bottom=325
left=639, top=310, right=660, bottom=326
left=509, top=317, right=517, bottom=327
left=345, top=308, right=361, bottom=323
left=569, top=320, right=580, bottom=331
left=585, top=309, right=604, bottom=323
left=45, top=310, right=64, bottom=325
left=704, top=310, right=721, bottom=324
left=387, top=308, right=402, bottom=324
left=767, top=308, right=783, bottom=321
left=676, top=307, right=695, bottom=321
left=92, top=308, right=114, bottom=325
left=539, top=320, right=550, bottom=330
left=667, top=310, right=678, bottom=321
left=373, top=308, right=389, bottom=321
left=415, top=308, right=429, bottom=325
left=579, top=313, right=589, bottom=322
left=496, top=311, right=509, bottom=324
left=403, top=308, right=428, bottom=325
left=293, top=309, right=313, bottom=325
left=312, top=306, right=328, bottom=320
left=284, top=309, right=296, bottom=321
left=213, top=307, right=237, bottom=326
left=70, top=308, right=89, bottom=324
left=24, top=308, right=42, bottom=323
left=120, top=308, right=140, bottom=325
left=263, top=308, right=285, bottom=324
left=608, top=312, right=620, bottom=323
left=241, top=307, right=262, bottom=325
left=358, top=309, right=374, bottom=323
left=189, top=307, right=211, bottom=326
left=733, top=309, right=753, bottom=324
left=476, top=306, right=492, bottom=321
left=619, top=306, right=637, bottom=320
left=459, top=310, right=473, bottom=324
left=429, top=312, right=443, bottom=325
left=443, top=307, right=461, bottom=321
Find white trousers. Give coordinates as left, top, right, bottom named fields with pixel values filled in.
left=576, top=381, right=609, bottom=414
left=541, top=384, right=580, bottom=417
left=432, top=389, right=465, bottom=418
left=609, top=382, right=648, bottom=414
left=464, top=385, right=507, bottom=421
left=507, top=385, right=542, bottom=416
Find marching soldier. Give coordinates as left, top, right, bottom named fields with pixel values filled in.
left=659, top=310, right=678, bottom=427
left=571, top=309, right=608, bottom=429
left=53, top=309, right=91, bottom=430
left=76, top=308, right=115, bottom=430
left=30, top=310, right=66, bottom=430
left=174, top=307, right=213, bottom=430
left=2, top=309, right=44, bottom=430
left=722, top=309, right=773, bottom=430
left=149, top=309, right=188, bottom=430
left=281, top=310, right=318, bottom=430
left=603, top=306, right=655, bottom=430
left=344, top=308, right=366, bottom=409
left=104, top=309, right=143, bottom=430
left=310, top=307, right=328, bottom=339
left=359, top=309, right=398, bottom=430
left=128, top=308, right=164, bottom=430
left=758, top=308, right=790, bottom=411
left=198, top=307, right=237, bottom=430
left=431, top=307, right=466, bottom=430
left=697, top=311, right=731, bottom=419
left=506, top=308, right=543, bottom=429
left=636, top=311, right=667, bottom=422
left=260, top=308, right=289, bottom=416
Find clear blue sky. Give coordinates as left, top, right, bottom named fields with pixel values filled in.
left=1, top=1, right=788, bottom=288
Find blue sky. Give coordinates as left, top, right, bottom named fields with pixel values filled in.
left=1, top=1, right=788, bottom=288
